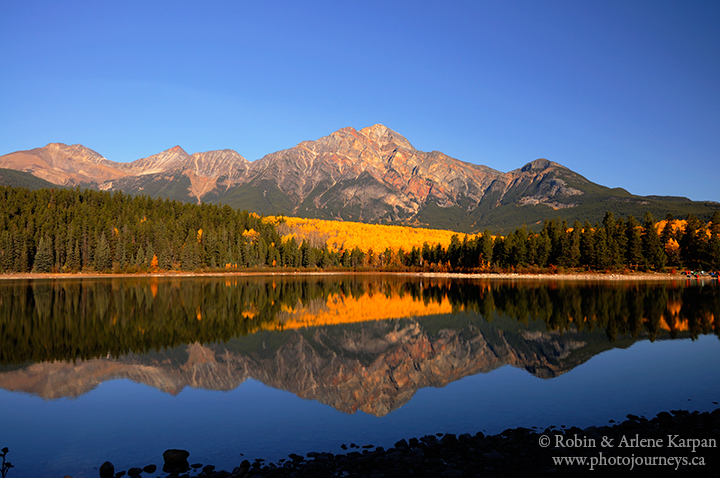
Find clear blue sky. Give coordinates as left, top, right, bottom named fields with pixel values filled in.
left=1, top=1, right=718, bottom=201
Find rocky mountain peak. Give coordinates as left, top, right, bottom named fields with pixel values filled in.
left=43, top=143, right=108, bottom=164
left=188, top=149, right=250, bottom=179
left=520, top=158, right=553, bottom=172
left=359, top=124, right=414, bottom=151
left=125, top=145, right=191, bottom=175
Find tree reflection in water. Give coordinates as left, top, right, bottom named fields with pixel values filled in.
left=1, top=276, right=717, bottom=366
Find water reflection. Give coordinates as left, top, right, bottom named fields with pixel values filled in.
left=1, top=276, right=718, bottom=416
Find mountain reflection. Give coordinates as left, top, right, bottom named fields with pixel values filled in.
left=0, top=276, right=717, bottom=414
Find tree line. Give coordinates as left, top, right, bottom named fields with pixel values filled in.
left=415, top=212, right=720, bottom=273
left=0, top=186, right=718, bottom=273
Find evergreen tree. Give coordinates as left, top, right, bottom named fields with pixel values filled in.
left=181, top=232, right=201, bottom=270
left=680, top=214, right=706, bottom=269
left=625, top=216, right=643, bottom=269
left=32, top=235, right=54, bottom=273
left=641, top=212, right=667, bottom=271
left=534, top=229, right=551, bottom=268
left=579, top=221, right=595, bottom=268
left=594, top=223, right=611, bottom=270
left=560, top=222, right=581, bottom=268
left=94, top=233, right=112, bottom=271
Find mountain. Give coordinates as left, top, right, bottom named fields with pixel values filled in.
left=0, top=143, right=125, bottom=186
left=95, top=147, right=251, bottom=203
left=1, top=125, right=718, bottom=232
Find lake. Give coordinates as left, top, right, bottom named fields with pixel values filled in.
left=1, top=274, right=719, bottom=477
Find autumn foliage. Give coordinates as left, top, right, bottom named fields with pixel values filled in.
left=268, top=216, right=474, bottom=254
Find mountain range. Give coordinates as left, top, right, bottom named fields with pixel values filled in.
left=1, top=124, right=717, bottom=232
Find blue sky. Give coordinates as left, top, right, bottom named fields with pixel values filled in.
left=1, top=0, right=718, bottom=201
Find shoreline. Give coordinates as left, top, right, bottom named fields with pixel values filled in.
left=93, top=408, right=720, bottom=478
left=0, top=270, right=700, bottom=282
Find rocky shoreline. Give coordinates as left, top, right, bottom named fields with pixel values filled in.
left=91, top=409, right=720, bottom=478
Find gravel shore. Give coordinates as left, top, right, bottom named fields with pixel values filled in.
left=95, top=408, right=720, bottom=478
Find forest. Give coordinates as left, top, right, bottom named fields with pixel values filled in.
left=0, top=185, right=719, bottom=274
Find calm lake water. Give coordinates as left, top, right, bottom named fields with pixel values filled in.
left=1, top=275, right=719, bottom=477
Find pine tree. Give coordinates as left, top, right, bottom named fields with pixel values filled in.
left=579, top=221, right=595, bottom=268
left=32, top=235, right=54, bottom=273
left=680, top=215, right=706, bottom=269
left=535, top=229, right=551, bottom=268
left=94, top=233, right=112, bottom=271
left=181, top=232, right=200, bottom=270
left=625, top=216, right=643, bottom=269
left=641, top=212, right=666, bottom=271
left=560, top=222, right=581, bottom=268
left=479, top=231, right=493, bottom=267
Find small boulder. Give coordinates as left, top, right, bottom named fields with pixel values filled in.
left=99, top=461, right=114, bottom=478
left=162, top=449, right=190, bottom=473
left=127, top=468, right=142, bottom=476
left=394, top=439, right=409, bottom=449
left=142, top=464, right=156, bottom=474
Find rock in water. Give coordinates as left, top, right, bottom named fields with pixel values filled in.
left=98, top=461, right=114, bottom=478
left=162, top=449, right=190, bottom=472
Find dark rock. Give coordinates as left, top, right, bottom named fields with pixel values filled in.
left=458, top=433, right=472, bottom=443
left=441, top=434, right=458, bottom=446
left=394, top=439, right=409, bottom=449
left=127, top=468, right=142, bottom=476
left=114, top=472, right=125, bottom=478
left=163, top=449, right=190, bottom=473
left=99, top=461, right=114, bottom=478
left=142, top=464, right=156, bottom=474
left=240, top=459, right=251, bottom=469
left=203, top=465, right=215, bottom=473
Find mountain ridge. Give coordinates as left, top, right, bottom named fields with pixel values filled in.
left=1, top=124, right=717, bottom=232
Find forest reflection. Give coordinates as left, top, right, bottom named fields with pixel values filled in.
left=1, top=276, right=718, bottom=365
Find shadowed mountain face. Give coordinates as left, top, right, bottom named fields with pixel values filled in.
left=2, top=125, right=717, bottom=231
left=0, top=276, right=716, bottom=416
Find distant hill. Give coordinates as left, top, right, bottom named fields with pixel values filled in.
left=1, top=125, right=718, bottom=232
left=0, top=168, right=61, bottom=190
